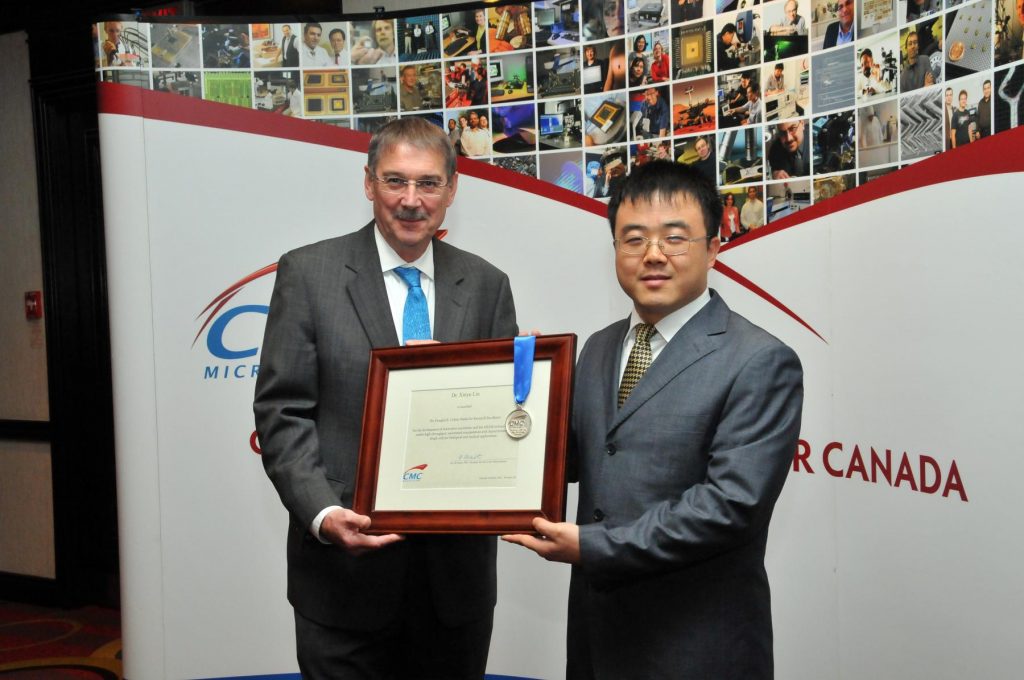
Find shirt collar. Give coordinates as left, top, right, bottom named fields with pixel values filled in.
left=374, top=225, right=434, bottom=281
left=628, top=287, right=712, bottom=345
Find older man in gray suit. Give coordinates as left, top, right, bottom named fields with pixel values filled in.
left=505, top=161, right=803, bottom=679
left=255, top=118, right=517, bottom=678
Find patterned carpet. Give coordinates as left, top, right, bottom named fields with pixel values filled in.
left=0, top=600, right=121, bottom=679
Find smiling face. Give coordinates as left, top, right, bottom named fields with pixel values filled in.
left=330, top=30, right=346, bottom=53
left=838, top=0, right=854, bottom=28
left=777, top=120, right=805, bottom=152
left=364, top=142, right=457, bottom=262
left=304, top=25, right=321, bottom=49
left=614, top=193, right=719, bottom=324
left=785, top=1, right=798, bottom=22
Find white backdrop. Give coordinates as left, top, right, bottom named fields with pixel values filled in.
left=100, top=82, right=1024, bottom=679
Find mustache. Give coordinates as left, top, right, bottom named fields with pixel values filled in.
left=394, top=208, right=429, bottom=220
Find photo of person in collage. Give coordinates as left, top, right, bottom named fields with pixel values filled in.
left=101, top=0, right=1023, bottom=205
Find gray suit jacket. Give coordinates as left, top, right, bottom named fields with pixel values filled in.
left=567, top=291, right=803, bottom=680
left=254, top=222, right=517, bottom=630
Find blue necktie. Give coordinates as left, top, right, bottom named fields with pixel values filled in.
left=394, top=267, right=431, bottom=344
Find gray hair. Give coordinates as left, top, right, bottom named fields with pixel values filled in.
left=367, top=117, right=457, bottom=179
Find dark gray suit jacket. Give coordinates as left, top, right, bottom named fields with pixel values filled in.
left=822, top=21, right=851, bottom=50
left=567, top=291, right=803, bottom=680
left=254, top=222, right=517, bottom=630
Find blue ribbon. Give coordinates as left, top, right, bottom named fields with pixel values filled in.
left=513, top=336, right=535, bottom=406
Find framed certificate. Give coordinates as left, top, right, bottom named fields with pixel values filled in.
left=353, top=334, right=576, bottom=534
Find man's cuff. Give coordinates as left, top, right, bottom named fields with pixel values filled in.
left=310, top=505, right=344, bottom=544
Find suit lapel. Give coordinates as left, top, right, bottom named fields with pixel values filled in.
left=596, top=319, right=630, bottom=433
left=609, top=294, right=729, bottom=433
left=431, top=240, right=470, bottom=342
left=346, top=222, right=400, bottom=348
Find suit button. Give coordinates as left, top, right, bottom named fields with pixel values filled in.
left=606, top=444, right=616, bottom=456
left=593, top=508, right=604, bottom=521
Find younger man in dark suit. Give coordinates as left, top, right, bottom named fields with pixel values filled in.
left=504, top=161, right=803, bottom=679
left=255, top=118, right=517, bottom=678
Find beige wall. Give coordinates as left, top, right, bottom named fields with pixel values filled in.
left=0, top=441, right=55, bottom=578
left=0, top=30, right=54, bottom=579
left=0, top=31, right=48, bottom=422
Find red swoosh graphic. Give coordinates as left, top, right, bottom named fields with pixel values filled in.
left=192, top=263, right=277, bottom=347
left=714, top=260, right=826, bottom=343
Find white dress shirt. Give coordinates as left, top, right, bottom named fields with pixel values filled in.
left=302, top=43, right=333, bottom=67
left=618, top=288, right=712, bottom=383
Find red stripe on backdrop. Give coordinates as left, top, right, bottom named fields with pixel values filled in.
left=96, top=82, right=605, bottom=218
left=99, top=82, right=1024, bottom=243
left=99, top=81, right=1024, bottom=343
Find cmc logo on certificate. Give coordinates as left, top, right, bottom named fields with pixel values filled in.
left=403, top=464, right=428, bottom=482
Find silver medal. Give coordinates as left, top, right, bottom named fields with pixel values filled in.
left=505, top=405, right=532, bottom=439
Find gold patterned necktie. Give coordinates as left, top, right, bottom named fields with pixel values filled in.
left=618, top=323, right=655, bottom=407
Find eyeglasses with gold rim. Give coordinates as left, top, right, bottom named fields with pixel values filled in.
left=613, top=234, right=713, bottom=256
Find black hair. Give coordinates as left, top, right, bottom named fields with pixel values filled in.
left=607, top=161, right=723, bottom=239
